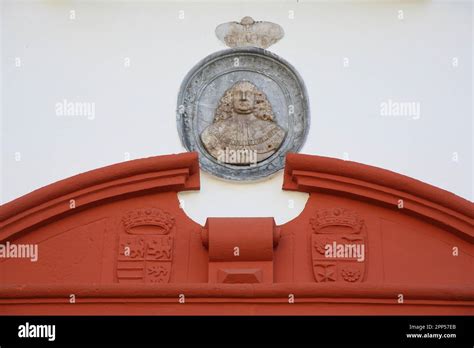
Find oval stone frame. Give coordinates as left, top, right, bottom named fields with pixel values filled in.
left=177, top=47, right=310, bottom=181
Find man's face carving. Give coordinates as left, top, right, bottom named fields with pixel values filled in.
left=232, top=85, right=255, bottom=114
left=200, top=79, right=287, bottom=165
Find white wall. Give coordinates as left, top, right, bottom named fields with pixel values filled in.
left=1, top=0, right=472, bottom=225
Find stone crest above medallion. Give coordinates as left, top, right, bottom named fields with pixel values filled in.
left=215, top=16, right=284, bottom=49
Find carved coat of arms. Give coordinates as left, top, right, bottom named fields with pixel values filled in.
left=117, top=208, right=175, bottom=283
left=310, top=208, right=367, bottom=283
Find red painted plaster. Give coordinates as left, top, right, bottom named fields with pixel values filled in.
left=0, top=152, right=472, bottom=315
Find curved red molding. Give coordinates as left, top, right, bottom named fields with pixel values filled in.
left=0, top=152, right=200, bottom=241
left=283, top=153, right=474, bottom=242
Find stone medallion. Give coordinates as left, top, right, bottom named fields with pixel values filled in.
left=176, top=20, right=310, bottom=181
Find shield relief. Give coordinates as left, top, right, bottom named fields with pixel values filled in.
left=310, top=208, right=367, bottom=283
left=116, top=208, right=175, bottom=283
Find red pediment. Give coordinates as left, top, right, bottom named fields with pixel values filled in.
left=0, top=152, right=472, bottom=315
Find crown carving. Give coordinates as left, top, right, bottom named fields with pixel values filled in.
left=310, top=208, right=364, bottom=234
left=122, top=208, right=175, bottom=234
left=215, top=16, right=284, bottom=49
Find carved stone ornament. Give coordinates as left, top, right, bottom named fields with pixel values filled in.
left=200, top=81, right=286, bottom=164
left=177, top=47, right=309, bottom=181
left=310, top=208, right=367, bottom=283
left=177, top=16, right=309, bottom=181
left=215, top=16, right=284, bottom=49
left=117, top=208, right=175, bottom=284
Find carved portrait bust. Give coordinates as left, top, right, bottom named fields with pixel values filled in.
left=200, top=81, right=286, bottom=165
